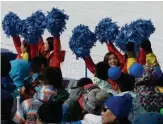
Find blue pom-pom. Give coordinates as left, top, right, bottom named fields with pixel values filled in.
left=154, top=66, right=163, bottom=80
left=2, top=12, right=22, bottom=37
left=129, top=63, right=144, bottom=78
left=115, top=19, right=155, bottom=52
left=46, top=8, right=69, bottom=37
left=20, top=10, right=46, bottom=44
left=108, top=66, right=122, bottom=80
left=95, top=18, right=119, bottom=43
left=115, top=24, right=142, bottom=52
left=69, top=24, right=96, bottom=59
left=131, top=19, right=155, bottom=39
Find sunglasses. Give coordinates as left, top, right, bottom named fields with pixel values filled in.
left=102, top=107, right=108, bottom=112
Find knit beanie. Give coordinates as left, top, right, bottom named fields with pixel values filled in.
left=105, top=94, right=132, bottom=118
left=132, top=112, right=163, bottom=124
left=83, top=89, right=110, bottom=115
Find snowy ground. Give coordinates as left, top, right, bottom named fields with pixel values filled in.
left=1, top=1, right=163, bottom=79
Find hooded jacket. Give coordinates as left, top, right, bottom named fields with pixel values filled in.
left=13, top=85, right=56, bottom=124
left=9, top=59, right=31, bottom=89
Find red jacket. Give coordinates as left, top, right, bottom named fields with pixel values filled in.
left=83, top=56, right=118, bottom=90
left=83, top=42, right=147, bottom=90
left=137, top=48, right=147, bottom=65
left=38, top=37, right=65, bottom=68
left=12, top=36, right=38, bottom=59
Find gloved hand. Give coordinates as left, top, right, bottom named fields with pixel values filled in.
left=126, top=42, right=135, bottom=52
left=141, top=40, right=152, bottom=53
left=126, top=42, right=136, bottom=58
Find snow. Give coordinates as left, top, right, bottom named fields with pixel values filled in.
left=1, top=1, right=163, bottom=79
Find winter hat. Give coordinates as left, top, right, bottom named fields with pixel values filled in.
left=83, top=89, right=110, bottom=115
left=105, top=94, right=132, bottom=118
left=9, top=59, right=31, bottom=88
left=132, top=112, right=163, bottom=124
left=37, top=100, right=62, bottom=123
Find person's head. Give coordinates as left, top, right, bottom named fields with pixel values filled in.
left=83, top=89, right=111, bottom=115
left=117, top=73, right=135, bottom=93
left=42, top=67, right=63, bottom=88
left=141, top=39, right=152, bottom=52
left=36, top=101, right=62, bottom=124
left=104, top=52, right=119, bottom=67
left=1, top=54, right=11, bottom=77
left=44, top=37, right=53, bottom=52
left=102, top=94, right=132, bottom=124
left=31, top=56, right=48, bottom=73
left=132, top=112, right=163, bottom=124
left=21, top=41, right=29, bottom=53
left=95, top=61, right=109, bottom=81
left=76, top=77, right=93, bottom=87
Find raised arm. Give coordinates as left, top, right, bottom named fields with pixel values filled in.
left=38, top=36, right=45, bottom=55
left=30, top=44, right=38, bottom=59
left=12, top=35, right=22, bottom=55
left=137, top=48, right=146, bottom=65
left=50, top=37, right=64, bottom=68
left=106, top=42, right=126, bottom=65
left=83, top=56, right=96, bottom=74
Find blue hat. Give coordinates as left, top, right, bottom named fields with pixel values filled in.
left=105, top=94, right=132, bottom=118
left=132, top=112, right=163, bottom=124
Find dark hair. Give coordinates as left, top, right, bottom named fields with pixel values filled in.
left=115, top=117, right=131, bottom=124
left=141, top=40, right=152, bottom=52
left=126, top=42, right=135, bottom=52
left=117, top=73, right=135, bottom=92
left=76, top=78, right=93, bottom=87
left=103, top=52, right=120, bottom=67
left=37, top=100, right=62, bottom=123
left=42, top=67, right=63, bottom=88
left=1, top=54, right=11, bottom=77
left=46, top=37, right=53, bottom=52
left=95, top=61, right=109, bottom=81
left=31, top=56, right=48, bottom=73
left=23, top=42, right=29, bottom=48
left=1, top=89, right=14, bottom=120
